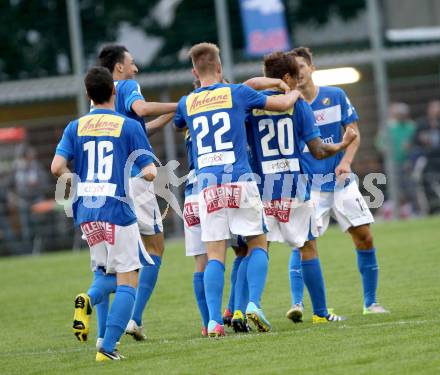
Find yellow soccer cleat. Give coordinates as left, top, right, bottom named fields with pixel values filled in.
left=73, top=293, right=92, bottom=342
left=312, top=312, right=346, bottom=324
left=96, top=350, right=124, bottom=361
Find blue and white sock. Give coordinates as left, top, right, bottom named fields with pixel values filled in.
left=356, top=248, right=378, bottom=307
left=302, top=258, right=328, bottom=317
left=193, top=272, right=209, bottom=328
left=289, top=248, right=304, bottom=306
left=227, top=256, right=244, bottom=312
left=234, top=256, right=249, bottom=313
left=101, top=285, right=136, bottom=353
left=203, top=259, right=225, bottom=324
left=131, top=254, right=162, bottom=326
left=246, top=248, right=268, bottom=309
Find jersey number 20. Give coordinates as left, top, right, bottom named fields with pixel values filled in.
left=259, top=117, right=294, bottom=157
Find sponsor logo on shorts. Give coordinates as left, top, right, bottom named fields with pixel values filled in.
left=204, top=184, right=242, bottom=213
left=186, top=87, right=232, bottom=116
left=263, top=199, right=292, bottom=223
left=81, top=221, right=115, bottom=246
left=78, top=114, right=124, bottom=137
left=183, top=202, right=200, bottom=226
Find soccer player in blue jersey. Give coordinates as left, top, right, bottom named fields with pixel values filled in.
left=51, top=67, right=157, bottom=361
left=174, top=42, right=300, bottom=336
left=98, top=45, right=176, bottom=341
left=245, top=52, right=356, bottom=325
left=289, top=47, right=389, bottom=315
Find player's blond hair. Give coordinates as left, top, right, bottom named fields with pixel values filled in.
left=188, top=43, right=221, bottom=75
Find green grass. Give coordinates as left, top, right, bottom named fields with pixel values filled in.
left=1, top=217, right=440, bottom=375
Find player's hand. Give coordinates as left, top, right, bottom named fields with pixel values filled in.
left=335, top=160, right=352, bottom=177
left=342, top=127, right=357, bottom=146
left=278, top=80, right=291, bottom=93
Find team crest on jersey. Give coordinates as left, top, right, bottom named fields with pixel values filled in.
left=183, top=202, right=200, bottom=227
left=263, top=199, right=292, bottom=223
left=80, top=222, right=115, bottom=246
left=203, top=184, right=242, bottom=213
left=186, top=87, right=232, bottom=116
left=322, top=97, right=331, bottom=106
left=78, top=114, right=124, bottom=137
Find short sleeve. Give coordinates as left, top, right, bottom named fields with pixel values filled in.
left=339, top=89, right=359, bottom=126
left=127, top=120, right=155, bottom=170
left=295, top=100, right=320, bottom=142
left=239, top=84, right=267, bottom=110
left=122, top=80, right=145, bottom=113
left=55, top=122, right=75, bottom=161
left=174, top=96, right=188, bottom=129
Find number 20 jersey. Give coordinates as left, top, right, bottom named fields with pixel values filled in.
left=174, top=82, right=267, bottom=189
left=246, top=92, right=320, bottom=201
left=55, top=108, right=154, bottom=226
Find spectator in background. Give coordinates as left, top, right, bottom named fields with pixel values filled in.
left=413, top=100, right=440, bottom=214
left=13, top=146, right=49, bottom=250
left=376, top=102, right=416, bottom=216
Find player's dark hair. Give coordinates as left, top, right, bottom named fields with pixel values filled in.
left=288, top=47, right=313, bottom=66
left=263, top=51, right=299, bottom=80
left=188, top=43, right=221, bottom=75
left=98, top=45, right=128, bottom=73
left=84, top=66, right=114, bottom=104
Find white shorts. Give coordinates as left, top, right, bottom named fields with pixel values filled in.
left=183, top=194, right=207, bottom=257
left=199, top=181, right=267, bottom=242
left=80, top=221, right=154, bottom=274
left=129, top=177, right=163, bottom=236
left=311, top=181, right=374, bottom=235
left=264, top=199, right=318, bottom=248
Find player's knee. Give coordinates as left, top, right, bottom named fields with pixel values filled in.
left=353, top=230, right=374, bottom=249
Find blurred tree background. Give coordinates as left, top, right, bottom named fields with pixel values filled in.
left=0, top=0, right=365, bottom=81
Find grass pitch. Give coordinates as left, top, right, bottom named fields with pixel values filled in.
left=1, top=216, right=440, bottom=375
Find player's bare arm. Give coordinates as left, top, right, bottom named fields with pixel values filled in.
left=146, top=112, right=175, bottom=137
left=307, top=127, right=357, bottom=160
left=243, top=77, right=291, bottom=93
left=51, top=155, right=71, bottom=178
left=264, top=90, right=301, bottom=112
left=131, top=100, right=178, bottom=117
left=335, top=122, right=360, bottom=176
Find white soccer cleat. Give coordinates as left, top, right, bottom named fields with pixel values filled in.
left=363, top=303, right=390, bottom=315
left=125, top=319, right=147, bottom=341
left=286, top=303, right=304, bottom=323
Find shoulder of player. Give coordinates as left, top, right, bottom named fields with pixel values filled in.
left=116, top=79, right=140, bottom=92
left=320, top=86, right=349, bottom=101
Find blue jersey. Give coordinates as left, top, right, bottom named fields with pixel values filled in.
left=302, top=86, right=359, bottom=192
left=174, top=82, right=267, bottom=189
left=184, top=130, right=197, bottom=197
left=247, top=93, right=320, bottom=201
left=55, top=108, right=154, bottom=227
left=114, top=79, right=153, bottom=177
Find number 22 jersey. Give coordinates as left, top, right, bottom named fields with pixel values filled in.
left=174, top=82, right=267, bottom=189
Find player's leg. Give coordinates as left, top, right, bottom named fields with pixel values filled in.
left=333, top=181, right=388, bottom=314
left=288, top=248, right=304, bottom=318
left=73, top=226, right=117, bottom=343
left=193, top=253, right=209, bottom=336
left=204, top=240, right=228, bottom=336
left=87, top=267, right=116, bottom=346
left=348, top=224, right=388, bottom=314
left=97, top=223, right=154, bottom=360
left=128, top=177, right=164, bottom=333
left=245, top=233, right=271, bottom=332
left=98, top=270, right=138, bottom=361
left=130, top=232, right=164, bottom=328
left=224, top=243, right=246, bottom=327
